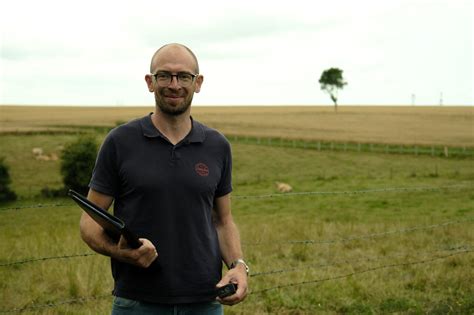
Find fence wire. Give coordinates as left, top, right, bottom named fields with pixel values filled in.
left=0, top=184, right=472, bottom=313
left=0, top=184, right=470, bottom=212
left=250, top=245, right=472, bottom=277
left=250, top=249, right=473, bottom=295
left=1, top=249, right=471, bottom=314
left=1, top=218, right=472, bottom=268
left=244, top=217, right=473, bottom=246
left=232, top=184, right=470, bottom=200
left=0, top=253, right=96, bottom=267
left=0, top=202, right=69, bottom=211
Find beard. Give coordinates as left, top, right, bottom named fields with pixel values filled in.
left=155, top=89, right=193, bottom=116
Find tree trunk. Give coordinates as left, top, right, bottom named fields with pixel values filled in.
left=331, top=94, right=338, bottom=112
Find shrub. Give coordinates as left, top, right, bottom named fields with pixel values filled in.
left=0, top=157, right=17, bottom=203
left=60, top=136, right=98, bottom=195
left=40, top=186, right=68, bottom=198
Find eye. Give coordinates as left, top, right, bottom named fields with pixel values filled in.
left=156, top=72, right=171, bottom=80
left=178, top=73, right=193, bottom=81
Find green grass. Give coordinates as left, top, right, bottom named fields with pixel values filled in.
left=0, top=133, right=473, bottom=314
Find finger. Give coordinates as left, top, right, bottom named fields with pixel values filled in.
left=219, top=294, right=239, bottom=306
left=216, top=275, right=232, bottom=288
left=236, top=283, right=247, bottom=297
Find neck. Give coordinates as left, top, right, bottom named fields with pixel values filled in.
left=151, top=109, right=192, bottom=145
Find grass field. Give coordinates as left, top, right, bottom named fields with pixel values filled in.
left=0, top=106, right=473, bottom=314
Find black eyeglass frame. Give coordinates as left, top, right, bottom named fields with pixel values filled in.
left=151, top=71, right=199, bottom=87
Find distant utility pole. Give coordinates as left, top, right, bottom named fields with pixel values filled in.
left=439, top=92, right=443, bottom=106
left=411, top=93, right=416, bottom=106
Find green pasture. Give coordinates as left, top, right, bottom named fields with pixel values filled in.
left=0, top=131, right=473, bottom=314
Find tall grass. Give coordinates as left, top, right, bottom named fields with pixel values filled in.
left=0, top=106, right=473, bottom=313
left=1, top=137, right=473, bottom=314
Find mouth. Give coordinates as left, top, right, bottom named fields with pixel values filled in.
left=162, top=91, right=185, bottom=98
left=164, top=96, right=184, bottom=104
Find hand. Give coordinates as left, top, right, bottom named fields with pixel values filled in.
left=112, top=236, right=158, bottom=268
left=216, top=264, right=248, bottom=305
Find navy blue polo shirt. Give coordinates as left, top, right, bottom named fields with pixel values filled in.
left=89, top=113, right=232, bottom=304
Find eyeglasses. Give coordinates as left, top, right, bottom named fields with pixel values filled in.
left=151, top=71, right=198, bottom=87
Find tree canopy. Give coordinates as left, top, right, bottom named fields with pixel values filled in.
left=319, top=68, right=347, bottom=111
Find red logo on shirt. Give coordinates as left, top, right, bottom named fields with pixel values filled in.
left=195, top=163, right=209, bottom=176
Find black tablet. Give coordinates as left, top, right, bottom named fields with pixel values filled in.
left=68, top=189, right=142, bottom=249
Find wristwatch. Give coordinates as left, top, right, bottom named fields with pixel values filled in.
left=230, top=258, right=249, bottom=276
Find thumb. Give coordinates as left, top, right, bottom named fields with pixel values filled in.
left=216, top=277, right=230, bottom=288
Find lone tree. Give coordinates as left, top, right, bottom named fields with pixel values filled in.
left=319, top=68, right=347, bottom=112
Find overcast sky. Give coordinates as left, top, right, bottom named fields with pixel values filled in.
left=0, top=0, right=472, bottom=106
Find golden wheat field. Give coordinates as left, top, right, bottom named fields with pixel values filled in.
left=0, top=105, right=472, bottom=146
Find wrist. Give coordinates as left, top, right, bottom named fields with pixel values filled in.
left=229, top=258, right=249, bottom=276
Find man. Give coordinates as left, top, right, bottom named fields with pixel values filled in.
left=80, top=43, right=248, bottom=314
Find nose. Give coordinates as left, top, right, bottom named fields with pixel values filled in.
left=168, top=75, right=181, bottom=89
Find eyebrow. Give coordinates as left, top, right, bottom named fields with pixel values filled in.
left=153, top=70, right=196, bottom=75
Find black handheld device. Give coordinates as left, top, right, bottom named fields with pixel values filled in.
left=216, top=283, right=237, bottom=298
left=68, top=189, right=142, bottom=249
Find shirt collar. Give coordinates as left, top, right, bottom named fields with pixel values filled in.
left=140, top=113, right=205, bottom=143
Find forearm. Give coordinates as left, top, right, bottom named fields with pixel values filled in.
left=213, top=194, right=248, bottom=304
left=79, top=189, right=117, bottom=257
left=216, top=219, right=244, bottom=268
left=79, top=213, right=117, bottom=257
left=80, top=211, right=158, bottom=267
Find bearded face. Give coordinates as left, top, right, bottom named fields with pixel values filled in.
left=146, top=45, right=203, bottom=116
left=154, top=85, right=195, bottom=116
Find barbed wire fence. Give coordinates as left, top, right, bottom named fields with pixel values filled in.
left=0, top=183, right=473, bottom=313
left=2, top=217, right=472, bottom=268
left=251, top=249, right=473, bottom=295
left=0, top=183, right=470, bottom=212
left=1, top=247, right=472, bottom=313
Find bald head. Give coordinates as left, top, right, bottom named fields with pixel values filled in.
left=149, top=43, right=200, bottom=74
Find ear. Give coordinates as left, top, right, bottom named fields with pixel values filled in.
left=194, top=75, right=204, bottom=93
left=145, top=74, right=155, bottom=92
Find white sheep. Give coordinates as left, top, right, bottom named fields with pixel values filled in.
left=275, top=182, right=292, bottom=193
left=36, top=155, right=51, bottom=161
left=32, top=147, right=43, bottom=156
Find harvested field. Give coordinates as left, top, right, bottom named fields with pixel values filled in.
left=1, top=105, right=472, bottom=146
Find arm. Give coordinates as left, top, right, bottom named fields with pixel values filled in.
left=213, top=193, right=248, bottom=305
left=79, top=188, right=158, bottom=268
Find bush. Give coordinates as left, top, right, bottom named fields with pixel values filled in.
left=40, top=186, right=68, bottom=198
left=60, top=136, right=98, bottom=195
left=0, top=157, right=17, bottom=203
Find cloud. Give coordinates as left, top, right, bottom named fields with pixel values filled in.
left=0, top=0, right=472, bottom=105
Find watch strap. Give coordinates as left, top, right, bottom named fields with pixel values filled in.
left=230, top=258, right=249, bottom=275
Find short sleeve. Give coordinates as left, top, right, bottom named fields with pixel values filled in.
left=215, top=139, right=232, bottom=197
left=89, top=133, right=119, bottom=197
